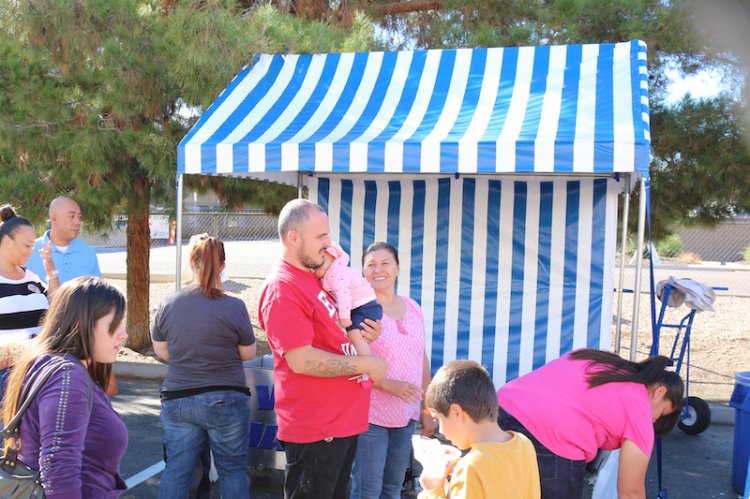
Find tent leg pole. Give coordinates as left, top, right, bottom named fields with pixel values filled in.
left=175, top=174, right=184, bottom=291
left=297, top=173, right=303, bottom=199
left=629, top=178, right=647, bottom=361
left=615, top=176, right=631, bottom=354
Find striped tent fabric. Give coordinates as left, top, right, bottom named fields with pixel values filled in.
left=177, top=40, right=651, bottom=382
left=178, top=40, right=650, bottom=179
left=308, top=174, right=620, bottom=385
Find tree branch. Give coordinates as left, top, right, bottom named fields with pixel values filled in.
left=369, top=0, right=443, bottom=16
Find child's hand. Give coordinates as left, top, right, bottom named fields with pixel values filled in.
left=419, top=446, right=460, bottom=491
left=339, top=318, right=353, bottom=329
left=348, top=330, right=372, bottom=356
left=419, top=472, right=446, bottom=494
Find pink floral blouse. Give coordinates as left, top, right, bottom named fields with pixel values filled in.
left=368, top=295, right=426, bottom=427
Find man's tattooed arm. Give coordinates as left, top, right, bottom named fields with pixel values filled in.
left=303, top=358, right=359, bottom=377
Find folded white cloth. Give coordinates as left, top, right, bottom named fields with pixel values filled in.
left=656, top=276, right=716, bottom=312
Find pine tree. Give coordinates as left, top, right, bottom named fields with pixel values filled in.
left=0, top=0, right=380, bottom=350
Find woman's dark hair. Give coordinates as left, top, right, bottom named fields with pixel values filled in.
left=2, top=277, right=126, bottom=443
left=190, top=236, right=225, bottom=299
left=0, top=204, right=33, bottom=243
left=362, top=241, right=399, bottom=266
left=570, top=348, right=684, bottom=435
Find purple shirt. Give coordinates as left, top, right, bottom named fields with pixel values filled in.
left=17, top=354, right=128, bottom=498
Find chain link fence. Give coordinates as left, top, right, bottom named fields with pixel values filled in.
left=85, top=212, right=750, bottom=296
left=631, top=218, right=750, bottom=297
left=84, top=212, right=280, bottom=282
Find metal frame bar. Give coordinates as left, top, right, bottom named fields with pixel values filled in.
left=629, top=177, right=647, bottom=361
left=175, top=174, right=184, bottom=291
left=615, top=175, right=632, bottom=354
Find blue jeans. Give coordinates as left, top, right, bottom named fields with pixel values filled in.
left=498, top=406, right=586, bottom=499
left=350, top=421, right=416, bottom=499
left=159, top=390, right=251, bottom=499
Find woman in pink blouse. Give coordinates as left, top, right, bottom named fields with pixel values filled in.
left=350, top=242, right=437, bottom=499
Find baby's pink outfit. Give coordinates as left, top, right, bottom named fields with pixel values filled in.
left=321, top=243, right=377, bottom=320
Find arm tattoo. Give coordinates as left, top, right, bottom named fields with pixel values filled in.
left=304, top=358, right=359, bottom=377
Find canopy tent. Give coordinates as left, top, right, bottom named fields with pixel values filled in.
left=177, top=40, right=651, bottom=384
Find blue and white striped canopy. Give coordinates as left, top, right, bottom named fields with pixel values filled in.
left=178, top=40, right=650, bottom=179
left=309, top=174, right=618, bottom=385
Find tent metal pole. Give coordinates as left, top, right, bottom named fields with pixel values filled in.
left=175, top=174, right=184, bottom=291
left=629, top=177, right=647, bottom=361
left=297, top=173, right=303, bottom=199
left=615, top=175, right=631, bottom=354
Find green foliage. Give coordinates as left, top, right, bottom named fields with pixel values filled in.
left=0, top=0, right=381, bottom=229
left=744, top=246, right=750, bottom=263
left=183, top=175, right=296, bottom=216
left=648, top=96, right=750, bottom=235
left=656, top=234, right=684, bottom=258
left=372, top=0, right=750, bottom=235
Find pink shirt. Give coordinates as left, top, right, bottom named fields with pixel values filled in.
left=497, top=353, right=654, bottom=462
left=321, top=264, right=377, bottom=320
left=320, top=243, right=377, bottom=320
left=369, top=296, right=425, bottom=427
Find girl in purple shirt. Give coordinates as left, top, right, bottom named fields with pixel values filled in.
left=2, top=277, right=128, bottom=498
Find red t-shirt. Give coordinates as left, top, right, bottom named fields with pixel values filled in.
left=258, top=260, right=370, bottom=443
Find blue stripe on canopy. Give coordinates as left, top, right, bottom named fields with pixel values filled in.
left=179, top=41, right=650, bottom=178
left=309, top=175, right=619, bottom=385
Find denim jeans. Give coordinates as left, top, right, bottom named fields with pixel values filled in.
left=159, top=390, right=251, bottom=499
left=280, top=435, right=358, bottom=499
left=498, top=406, right=586, bottom=499
left=350, top=421, right=416, bottom=499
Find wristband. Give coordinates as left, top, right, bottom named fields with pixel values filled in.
left=47, top=271, right=59, bottom=280
left=422, top=408, right=431, bottom=416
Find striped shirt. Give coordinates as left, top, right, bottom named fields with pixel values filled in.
left=0, top=268, right=49, bottom=343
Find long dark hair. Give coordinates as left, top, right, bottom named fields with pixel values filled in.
left=570, top=348, right=684, bottom=435
left=0, top=204, right=33, bottom=243
left=190, top=236, right=225, bottom=299
left=3, top=277, right=126, bottom=443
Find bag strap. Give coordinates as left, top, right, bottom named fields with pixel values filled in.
left=1, top=356, right=71, bottom=441
left=1, top=356, right=96, bottom=475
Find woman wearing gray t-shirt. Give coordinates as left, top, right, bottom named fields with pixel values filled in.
left=151, top=236, right=256, bottom=498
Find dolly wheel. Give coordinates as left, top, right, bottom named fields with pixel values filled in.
left=678, top=396, right=711, bottom=435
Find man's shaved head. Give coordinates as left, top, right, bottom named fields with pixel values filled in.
left=48, top=196, right=82, bottom=246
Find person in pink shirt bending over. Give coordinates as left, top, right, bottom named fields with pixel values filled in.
left=497, top=349, right=684, bottom=499
left=314, top=242, right=383, bottom=386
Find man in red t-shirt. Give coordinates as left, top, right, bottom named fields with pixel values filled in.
left=258, top=199, right=386, bottom=499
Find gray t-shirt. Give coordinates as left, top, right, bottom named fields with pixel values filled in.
left=151, top=287, right=255, bottom=391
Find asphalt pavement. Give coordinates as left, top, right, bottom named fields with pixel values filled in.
left=113, top=377, right=284, bottom=499
left=113, top=376, right=742, bottom=499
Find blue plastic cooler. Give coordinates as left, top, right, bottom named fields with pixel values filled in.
left=731, top=372, right=750, bottom=495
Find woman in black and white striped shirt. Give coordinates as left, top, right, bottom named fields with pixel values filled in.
left=0, top=204, right=59, bottom=369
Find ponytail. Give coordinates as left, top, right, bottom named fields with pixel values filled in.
left=570, top=348, right=684, bottom=435
left=190, top=236, right=225, bottom=299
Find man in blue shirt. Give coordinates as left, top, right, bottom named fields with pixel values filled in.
left=27, top=196, right=101, bottom=284
left=27, top=197, right=118, bottom=394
